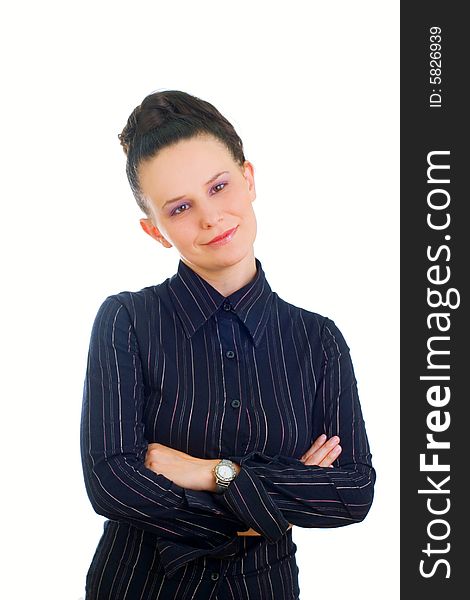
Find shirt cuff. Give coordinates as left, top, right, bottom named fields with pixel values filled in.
left=219, top=451, right=291, bottom=543
left=156, top=535, right=240, bottom=579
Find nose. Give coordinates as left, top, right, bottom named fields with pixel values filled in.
left=199, top=199, right=224, bottom=228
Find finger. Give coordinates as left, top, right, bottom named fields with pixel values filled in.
left=303, top=441, right=342, bottom=466
left=145, top=444, right=165, bottom=467
left=237, top=527, right=262, bottom=536
left=145, top=446, right=157, bottom=464
left=146, top=444, right=160, bottom=458
left=303, top=434, right=327, bottom=457
left=318, top=444, right=342, bottom=468
left=300, top=434, right=327, bottom=461
left=303, top=435, right=340, bottom=464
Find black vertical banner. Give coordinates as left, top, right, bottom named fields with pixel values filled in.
left=401, top=3, right=467, bottom=597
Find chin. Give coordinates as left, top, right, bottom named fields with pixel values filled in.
left=199, top=248, right=246, bottom=268
left=220, top=247, right=254, bottom=266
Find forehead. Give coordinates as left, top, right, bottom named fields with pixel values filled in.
left=138, top=135, right=235, bottom=203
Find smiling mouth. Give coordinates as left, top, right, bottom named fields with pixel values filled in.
left=206, top=226, right=238, bottom=245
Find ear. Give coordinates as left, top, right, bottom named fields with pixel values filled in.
left=243, top=161, right=256, bottom=203
left=139, top=218, right=173, bottom=248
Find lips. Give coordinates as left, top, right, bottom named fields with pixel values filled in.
left=206, top=226, right=238, bottom=245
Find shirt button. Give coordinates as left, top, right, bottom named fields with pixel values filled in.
left=211, top=572, right=220, bottom=581
left=225, top=350, right=235, bottom=359
left=223, top=301, right=231, bottom=311
left=231, top=399, right=241, bottom=408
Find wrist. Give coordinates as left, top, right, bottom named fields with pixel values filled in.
left=207, top=459, right=219, bottom=492
left=208, top=459, right=241, bottom=493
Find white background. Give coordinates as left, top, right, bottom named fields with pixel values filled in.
left=1, top=1, right=399, bottom=598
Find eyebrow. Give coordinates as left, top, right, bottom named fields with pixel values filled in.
left=161, top=171, right=229, bottom=209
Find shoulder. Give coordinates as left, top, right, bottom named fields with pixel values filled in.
left=93, top=275, right=174, bottom=331
left=272, top=291, right=326, bottom=332
left=273, top=292, right=350, bottom=351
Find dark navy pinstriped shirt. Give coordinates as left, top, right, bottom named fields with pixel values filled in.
left=80, top=256, right=375, bottom=599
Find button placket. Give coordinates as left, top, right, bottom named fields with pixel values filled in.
left=217, top=306, right=246, bottom=455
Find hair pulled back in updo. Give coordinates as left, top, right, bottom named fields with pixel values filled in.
left=118, top=89, right=246, bottom=217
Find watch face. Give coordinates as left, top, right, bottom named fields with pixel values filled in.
left=217, top=464, right=233, bottom=480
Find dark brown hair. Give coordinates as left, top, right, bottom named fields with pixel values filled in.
left=118, top=89, right=246, bottom=216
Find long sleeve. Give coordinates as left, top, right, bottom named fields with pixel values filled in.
left=80, top=296, right=248, bottom=577
left=209, top=317, right=376, bottom=543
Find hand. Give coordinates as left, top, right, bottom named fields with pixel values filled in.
left=237, top=523, right=292, bottom=536
left=299, top=434, right=342, bottom=467
left=145, top=443, right=219, bottom=492
left=238, top=436, right=341, bottom=537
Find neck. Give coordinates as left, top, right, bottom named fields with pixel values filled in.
left=182, top=251, right=257, bottom=297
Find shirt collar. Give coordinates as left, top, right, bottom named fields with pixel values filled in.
left=167, top=257, right=273, bottom=347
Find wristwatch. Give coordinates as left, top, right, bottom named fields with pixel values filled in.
left=213, top=458, right=238, bottom=493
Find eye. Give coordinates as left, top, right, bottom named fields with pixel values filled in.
left=169, top=182, right=228, bottom=217
left=171, top=202, right=190, bottom=216
left=211, top=181, right=228, bottom=194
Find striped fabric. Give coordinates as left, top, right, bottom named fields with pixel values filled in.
left=80, top=257, right=375, bottom=599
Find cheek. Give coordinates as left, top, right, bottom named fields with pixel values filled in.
left=168, top=221, right=198, bottom=244
left=228, top=188, right=252, bottom=211
left=241, top=200, right=256, bottom=222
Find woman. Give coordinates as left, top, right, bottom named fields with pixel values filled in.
left=80, top=89, right=376, bottom=599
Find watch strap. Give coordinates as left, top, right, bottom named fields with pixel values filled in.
left=213, top=458, right=237, bottom=494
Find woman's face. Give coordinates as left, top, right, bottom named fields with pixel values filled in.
left=138, top=134, right=257, bottom=274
